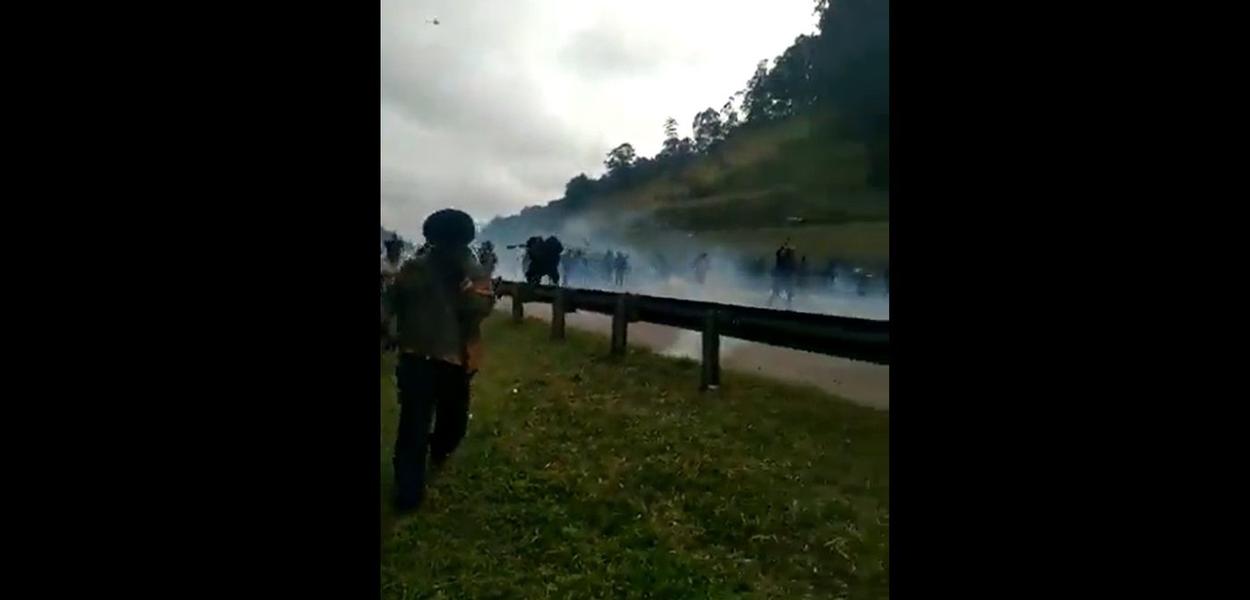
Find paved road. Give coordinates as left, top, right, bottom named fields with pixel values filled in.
left=495, top=298, right=889, bottom=411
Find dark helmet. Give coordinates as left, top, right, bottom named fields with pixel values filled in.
left=422, top=209, right=476, bottom=247
left=480, top=240, right=494, bottom=250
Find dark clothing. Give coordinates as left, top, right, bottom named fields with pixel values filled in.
left=385, top=244, right=492, bottom=512
left=393, top=353, right=471, bottom=510
left=477, top=249, right=497, bottom=276
left=613, top=255, right=628, bottom=286
left=774, top=246, right=796, bottom=274
left=523, top=236, right=563, bottom=285
left=386, top=247, right=493, bottom=366
left=769, top=246, right=797, bottom=308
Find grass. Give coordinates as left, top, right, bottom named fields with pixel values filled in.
left=382, top=315, right=889, bottom=599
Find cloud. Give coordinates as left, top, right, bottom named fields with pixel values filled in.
left=381, top=0, right=818, bottom=239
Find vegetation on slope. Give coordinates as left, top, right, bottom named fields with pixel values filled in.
left=381, top=314, right=890, bottom=599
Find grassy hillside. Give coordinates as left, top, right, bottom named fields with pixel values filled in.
left=483, top=113, right=890, bottom=266
left=381, top=314, right=890, bottom=599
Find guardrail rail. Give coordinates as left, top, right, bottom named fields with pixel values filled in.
left=494, top=280, right=889, bottom=390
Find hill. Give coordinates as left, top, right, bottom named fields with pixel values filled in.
left=482, top=112, right=889, bottom=267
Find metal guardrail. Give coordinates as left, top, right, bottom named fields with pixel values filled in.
left=494, top=280, right=890, bottom=390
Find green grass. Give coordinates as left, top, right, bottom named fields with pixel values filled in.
left=382, top=315, right=889, bottom=599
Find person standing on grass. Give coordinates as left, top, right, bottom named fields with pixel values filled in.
left=384, top=208, right=496, bottom=513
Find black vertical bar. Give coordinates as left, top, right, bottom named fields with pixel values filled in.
left=511, top=284, right=525, bottom=323
left=701, top=309, right=721, bottom=391
left=610, top=294, right=628, bottom=356
left=551, top=288, right=566, bottom=340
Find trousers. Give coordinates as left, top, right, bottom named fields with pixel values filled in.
left=392, top=353, right=470, bottom=509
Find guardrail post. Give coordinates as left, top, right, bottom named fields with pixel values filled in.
left=610, top=294, right=629, bottom=356
left=551, top=288, right=567, bottom=340
left=511, top=283, right=525, bottom=324
left=701, top=309, right=721, bottom=391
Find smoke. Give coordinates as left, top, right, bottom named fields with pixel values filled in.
left=480, top=206, right=888, bottom=362
left=658, top=329, right=754, bottom=361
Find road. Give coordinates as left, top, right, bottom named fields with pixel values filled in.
left=495, top=297, right=889, bottom=411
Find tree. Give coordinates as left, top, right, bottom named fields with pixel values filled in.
left=742, top=59, right=775, bottom=122
left=663, top=117, right=678, bottom=140
left=692, top=108, right=724, bottom=153
left=604, top=143, right=637, bottom=172
left=562, top=173, right=596, bottom=211
left=657, top=117, right=681, bottom=158
left=677, top=137, right=694, bottom=155
left=565, top=173, right=593, bottom=199
left=742, top=35, right=818, bottom=122
left=810, top=0, right=889, bottom=116
left=721, top=97, right=741, bottom=132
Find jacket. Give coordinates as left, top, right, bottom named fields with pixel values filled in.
left=386, top=247, right=495, bottom=371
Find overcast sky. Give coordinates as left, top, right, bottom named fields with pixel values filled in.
left=381, top=0, right=819, bottom=239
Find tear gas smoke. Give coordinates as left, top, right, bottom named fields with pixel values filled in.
left=480, top=215, right=889, bottom=322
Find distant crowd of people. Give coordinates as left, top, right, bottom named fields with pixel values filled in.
left=484, top=236, right=888, bottom=305
left=754, top=239, right=889, bottom=309
left=561, top=248, right=630, bottom=287
left=385, top=231, right=890, bottom=317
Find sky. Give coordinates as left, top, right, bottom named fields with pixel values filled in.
left=381, top=0, right=820, bottom=239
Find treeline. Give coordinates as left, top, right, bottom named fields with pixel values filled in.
left=486, top=0, right=889, bottom=236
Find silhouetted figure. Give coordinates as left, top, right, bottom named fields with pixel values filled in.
left=476, top=241, right=498, bottom=277
left=577, top=251, right=590, bottom=284
left=854, top=267, right=871, bottom=296
left=649, top=252, right=671, bottom=280
left=516, top=235, right=563, bottom=285
left=613, top=252, right=629, bottom=287
left=797, top=255, right=810, bottom=288
left=544, top=236, right=563, bottom=283
left=560, top=248, right=587, bottom=286
left=601, top=251, right=615, bottom=283
left=381, top=237, right=404, bottom=346
left=382, top=238, right=404, bottom=278
left=692, top=252, right=711, bottom=285
left=768, top=241, right=797, bottom=309
left=824, top=259, right=839, bottom=289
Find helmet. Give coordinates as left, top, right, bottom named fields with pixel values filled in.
left=422, top=209, right=476, bottom=247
